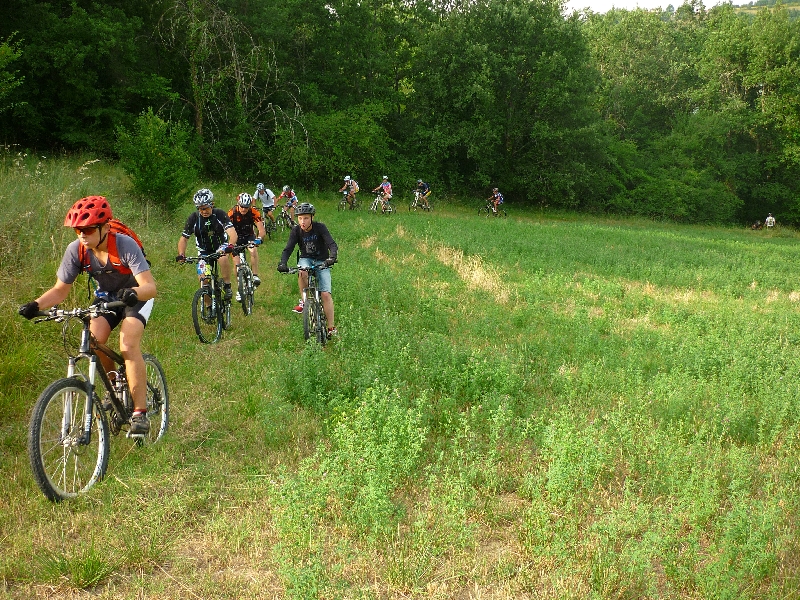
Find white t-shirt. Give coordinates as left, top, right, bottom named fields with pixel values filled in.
left=255, top=188, right=275, bottom=208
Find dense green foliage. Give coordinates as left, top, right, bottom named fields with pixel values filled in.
left=4, top=154, right=800, bottom=598
left=3, top=0, right=800, bottom=223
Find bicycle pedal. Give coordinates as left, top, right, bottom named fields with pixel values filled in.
left=126, top=431, right=146, bottom=440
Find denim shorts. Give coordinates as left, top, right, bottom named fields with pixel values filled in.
left=298, top=257, right=332, bottom=293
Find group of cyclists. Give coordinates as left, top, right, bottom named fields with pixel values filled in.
left=175, top=186, right=338, bottom=334
left=17, top=178, right=502, bottom=435
left=337, top=175, right=504, bottom=215
left=339, top=175, right=434, bottom=212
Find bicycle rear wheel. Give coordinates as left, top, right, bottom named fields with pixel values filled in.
left=28, top=377, right=110, bottom=502
left=192, top=286, right=222, bottom=343
left=264, top=219, right=276, bottom=240
left=143, top=354, right=169, bottom=443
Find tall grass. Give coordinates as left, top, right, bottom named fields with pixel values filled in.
left=2, top=154, right=800, bottom=598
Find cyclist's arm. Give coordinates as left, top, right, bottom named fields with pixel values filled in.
left=225, top=224, right=238, bottom=246
left=256, top=219, right=267, bottom=240
left=132, top=269, right=157, bottom=302
left=34, top=278, right=72, bottom=311
left=177, top=236, right=189, bottom=257
left=279, top=229, right=299, bottom=265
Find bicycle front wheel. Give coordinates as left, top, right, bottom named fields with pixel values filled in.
left=192, top=287, right=222, bottom=343
left=302, top=295, right=326, bottom=345
left=239, top=266, right=254, bottom=316
left=221, top=289, right=232, bottom=330
left=143, top=354, right=169, bottom=443
left=28, top=378, right=110, bottom=502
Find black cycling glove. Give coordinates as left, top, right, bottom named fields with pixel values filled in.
left=323, top=257, right=337, bottom=268
left=18, top=301, right=40, bottom=320
left=120, top=288, right=139, bottom=307
left=277, top=263, right=290, bottom=273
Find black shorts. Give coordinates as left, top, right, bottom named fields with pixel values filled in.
left=92, top=297, right=154, bottom=328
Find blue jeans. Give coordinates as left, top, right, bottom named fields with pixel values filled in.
left=298, top=257, right=332, bottom=293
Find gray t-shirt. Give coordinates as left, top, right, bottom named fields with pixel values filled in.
left=57, top=234, right=149, bottom=292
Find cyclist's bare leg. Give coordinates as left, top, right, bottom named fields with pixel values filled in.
left=118, top=318, right=147, bottom=412
left=321, top=291, right=335, bottom=328
left=220, top=257, right=232, bottom=286
left=297, top=270, right=309, bottom=299
left=90, top=317, right=115, bottom=379
left=249, top=246, right=259, bottom=275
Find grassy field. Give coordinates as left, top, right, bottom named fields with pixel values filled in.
left=2, top=152, right=800, bottom=599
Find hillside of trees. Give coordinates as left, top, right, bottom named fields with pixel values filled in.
left=2, top=0, right=800, bottom=224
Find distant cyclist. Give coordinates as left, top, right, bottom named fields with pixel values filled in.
left=227, top=192, right=266, bottom=296
left=416, top=179, right=431, bottom=209
left=487, top=187, right=504, bottom=214
left=372, top=176, right=393, bottom=212
left=254, top=183, right=276, bottom=226
left=277, top=203, right=339, bottom=337
left=338, top=175, right=358, bottom=208
left=276, top=185, right=299, bottom=225
left=765, top=213, right=776, bottom=228
left=176, top=188, right=237, bottom=301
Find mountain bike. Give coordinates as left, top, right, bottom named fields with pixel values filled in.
left=409, top=190, right=432, bottom=212
left=183, top=252, right=233, bottom=343
left=479, top=201, right=507, bottom=218
left=27, top=301, right=169, bottom=501
left=234, top=241, right=259, bottom=316
left=262, top=206, right=277, bottom=239
left=338, top=192, right=361, bottom=211
left=276, top=206, right=295, bottom=233
left=282, top=263, right=331, bottom=346
left=369, top=193, right=395, bottom=215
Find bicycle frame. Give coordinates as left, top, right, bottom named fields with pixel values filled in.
left=285, top=263, right=331, bottom=345
left=42, top=303, right=134, bottom=441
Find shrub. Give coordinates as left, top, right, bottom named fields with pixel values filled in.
left=116, top=108, right=199, bottom=211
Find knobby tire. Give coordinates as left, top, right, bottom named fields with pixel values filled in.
left=28, top=377, right=110, bottom=502
left=192, top=286, right=222, bottom=343
left=143, top=354, right=169, bottom=443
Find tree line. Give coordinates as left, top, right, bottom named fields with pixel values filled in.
left=2, top=0, right=799, bottom=223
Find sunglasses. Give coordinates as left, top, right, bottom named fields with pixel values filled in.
left=74, top=226, right=101, bottom=235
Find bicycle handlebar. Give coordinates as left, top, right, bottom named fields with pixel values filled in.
left=284, top=264, right=333, bottom=275
left=182, top=252, right=225, bottom=264
left=232, top=241, right=260, bottom=254
left=33, top=301, right=127, bottom=322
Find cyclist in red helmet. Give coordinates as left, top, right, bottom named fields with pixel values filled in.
left=18, top=196, right=157, bottom=435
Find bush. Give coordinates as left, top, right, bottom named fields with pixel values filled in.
left=116, top=108, right=200, bottom=211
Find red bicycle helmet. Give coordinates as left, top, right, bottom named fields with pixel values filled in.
left=64, top=196, right=113, bottom=227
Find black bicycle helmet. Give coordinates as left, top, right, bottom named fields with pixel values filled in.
left=296, top=202, right=316, bottom=216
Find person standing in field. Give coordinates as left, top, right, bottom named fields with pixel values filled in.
left=765, top=213, right=776, bottom=228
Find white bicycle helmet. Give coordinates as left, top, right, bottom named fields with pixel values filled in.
left=344, top=175, right=350, bottom=181
left=238, top=193, right=253, bottom=208
left=282, top=185, right=291, bottom=192
left=256, top=183, right=265, bottom=191
left=193, top=188, right=214, bottom=207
